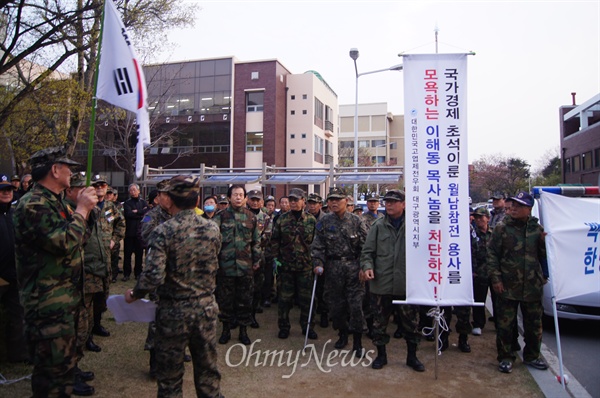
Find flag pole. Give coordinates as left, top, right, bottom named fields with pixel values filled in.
left=86, top=0, right=108, bottom=186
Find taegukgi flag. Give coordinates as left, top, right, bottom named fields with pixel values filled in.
left=402, top=53, right=473, bottom=306
left=96, top=0, right=150, bottom=178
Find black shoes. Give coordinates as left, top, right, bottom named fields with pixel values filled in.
left=334, top=330, right=348, bottom=349
left=352, top=333, right=363, bottom=358
left=218, top=324, right=231, bottom=344
left=239, top=326, right=251, bottom=345
left=498, top=360, right=513, bottom=373
left=393, top=325, right=403, bottom=339
left=278, top=329, right=290, bottom=339
left=319, top=313, right=329, bottom=328
left=524, top=358, right=548, bottom=370
left=371, top=345, right=387, bottom=370
left=86, top=338, right=101, bottom=353
left=92, top=325, right=110, bottom=337
left=73, top=375, right=95, bottom=396
left=111, top=277, right=118, bottom=283
left=121, top=276, right=130, bottom=282
left=406, top=342, right=425, bottom=372
left=458, top=334, right=471, bottom=353
left=250, top=314, right=260, bottom=329
left=262, top=300, right=271, bottom=308
left=75, top=366, right=95, bottom=382
left=302, top=328, right=318, bottom=340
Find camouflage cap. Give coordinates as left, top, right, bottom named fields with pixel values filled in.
left=288, top=188, right=306, bottom=200
left=353, top=206, right=363, bottom=213
left=248, top=189, right=263, bottom=200
left=0, top=174, right=15, bottom=189
left=307, top=193, right=323, bottom=203
left=11, top=174, right=20, bottom=181
left=366, top=192, right=381, bottom=202
left=217, top=194, right=229, bottom=204
left=91, top=174, right=108, bottom=185
left=383, top=190, right=405, bottom=202
left=490, top=193, right=505, bottom=200
left=166, top=175, right=200, bottom=198
left=106, top=186, right=114, bottom=193
left=507, top=191, right=534, bottom=207
left=29, top=146, right=80, bottom=170
left=327, top=187, right=347, bottom=200
left=473, top=206, right=490, bottom=217
left=265, top=195, right=276, bottom=203
left=70, top=172, right=87, bottom=187
left=156, top=179, right=170, bottom=192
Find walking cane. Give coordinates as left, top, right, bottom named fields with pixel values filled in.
left=303, top=270, right=320, bottom=351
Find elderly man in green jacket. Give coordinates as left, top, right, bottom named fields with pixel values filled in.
left=361, top=190, right=425, bottom=372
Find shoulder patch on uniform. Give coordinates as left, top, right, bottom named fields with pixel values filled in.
left=142, top=214, right=152, bottom=223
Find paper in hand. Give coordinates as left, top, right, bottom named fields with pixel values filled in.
left=107, top=294, right=156, bottom=324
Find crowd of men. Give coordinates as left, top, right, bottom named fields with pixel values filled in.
left=0, top=145, right=550, bottom=397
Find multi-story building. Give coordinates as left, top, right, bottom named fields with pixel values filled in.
left=560, top=93, right=600, bottom=185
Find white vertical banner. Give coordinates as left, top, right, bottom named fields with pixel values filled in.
left=97, top=0, right=150, bottom=178
left=403, top=53, right=473, bottom=306
left=539, top=192, right=600, bottom=301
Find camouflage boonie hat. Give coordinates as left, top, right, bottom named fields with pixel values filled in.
left=91, top=174, right=108, bottom=185
left=366, top=193, right=380, bottom=202
left=247, top=189, right=263, bottom=200
left=29, top=146, right=80, bottom=170
left=327, top=187, right=347, bottom=200
left=217, top=194, right=229, bottom=204
left=383, top=190, right=405, bottom=202
left=156, top=179, right=170, bottom=192
left=70, top=172, right=87, bottom=187
left=0, top=174, right=14, bottom=189
left=307, top=193, right=322, bottom=203
left=288, top=188, right=306, bottom=200
left=166, top=175, right=200, bottom=198
left=265, top=195, right=276, bottom=203
left=473, top=207, right=490, bottom=217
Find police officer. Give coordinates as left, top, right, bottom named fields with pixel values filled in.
left=271, top=188, right=317, bottom=339
left=126, top=175, right=222, bottom=397
left=14, top=146, right=97, bottom=397
left=312, top=187, right=367, bottom=357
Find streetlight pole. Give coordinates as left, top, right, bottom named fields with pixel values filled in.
left=349, top=47, right=403, bottom=201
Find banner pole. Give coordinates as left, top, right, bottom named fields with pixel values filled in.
left=86, top=0, right=108, bottom=186
left=434, top=306, right=439, bottom=380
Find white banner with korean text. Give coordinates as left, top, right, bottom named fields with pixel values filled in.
left=539, top=192, right=600, bottom=301
left=403, top=53, right=474, bottom=306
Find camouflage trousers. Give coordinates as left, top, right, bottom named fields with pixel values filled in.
left=315, top=270, right=328, bottom=315
left=277, top=269, right=315, bottom=331
left=155, top=298, right=221, bottom=398
left=442, top=305, right=472, bottom=335
left=495, top=297, right=543, bottom=362
left=324, top=260, right=366, bottom=333
left=216, top=274, right=253, bottom=326
left=370, top=294, right=420, bottom=346
left=27, top=331, right=77, bottom=397
left=111, top=242, right=121, bottom=278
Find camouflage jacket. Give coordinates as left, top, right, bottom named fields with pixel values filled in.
left=489, top=207, right=506, bottom=230
left=13, top=185, right=89, bottom=338
left=271, top=210, right=316, bottom=272
left=140, top=205, right=171, bottom=247
left=213, top=205, right=261, bottom=276
left=487, top=215, right=547, bottom=302
left=83, top=200, right=125, bottom=278
left=132, top=209, right=222, bottom=301
left=362, top=211, right=383, bottom=230
left=360, top=214, right=406, bottom=296
left=471, top=225, right=492, bottom=281
left=311, top=211, right=368, bottom=269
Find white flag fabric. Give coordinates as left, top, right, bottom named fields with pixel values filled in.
left=96, top=0, right=150, bottom=178
left=403, top=53, right=473, bottom=306
left=539, top=191, right=600, bottom=301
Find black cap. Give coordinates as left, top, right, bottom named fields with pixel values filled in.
left=0, top=174, right=15, bottom=189
left=507, top=191, right=534, bottom=207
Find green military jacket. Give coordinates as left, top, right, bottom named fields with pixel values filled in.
left=84, top=200, right=125, bottom=278
left=213, top=205, right=261, bottom=277
left=487, top=215, right=547, bottom=302
left=13, top=185, right=89, bottom=338
left=133, top=209, right=222, bottom=301
left=271, top=210, right=316, bottom=272
left=360, top=214, right=406, bottom=296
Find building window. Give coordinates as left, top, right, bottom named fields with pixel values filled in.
left=301, top=133, right=306, bottom=139
left=301, top=149, right=306, bottom=154
left=251, top=71, right=259, bottom=80
left=564, top=157, right=571, bottom=173
left=582, top=151, right=592, bottom=170
left=291, top=134, right=295, bottom=139
left=340, top=141, right=353, bottom=149
left=246, top=132, right=263, bottom=152
left=302, top=94, right=307, bottom=99
left=291, top=95, right=295, bottom=100
left=302, top=110, right=307, bottom=115
left=291, top=110, right=295, bottom=115
left=572, top=155, right=580, bottom=172
left=246, top=91, right=263, bottom=112
left=594, top=148, right=600, bottom=168
left=291, top=149, right=295, bottom=154
left=372, top=139, right=386, bottom=147
left=371, top=156, right=386, bottom=164
left=359, top=140, right=370, bottom=148
left=314, top=135, right=324, bottom=154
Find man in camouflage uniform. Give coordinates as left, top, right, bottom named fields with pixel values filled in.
left=213, top=185, right=261, bottom=345
left=306, top=193, right=328, bottom=328
left=106, top=187, right=124, bottom=283
left=14, top=146, right=97, bottom=397
left=261, top=195, right=277, bottom=308
left=246, top=189, right=270, bottom=328
left=360, top=190, right=425, bottom=372
left=362, top=193, right=382, bottom=227
left=312, top=187, right=367, bottom=357
left=216, top=194, right=229, bottom=211
left=271, top=188, right=317, bottom=339
left=360, top=192, right=382, bottom=339
left=488, top=191, right=548, bottom=374
left=126, top=175, right=222, bottom=398
left=471, top=206, right=492, bottom=336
